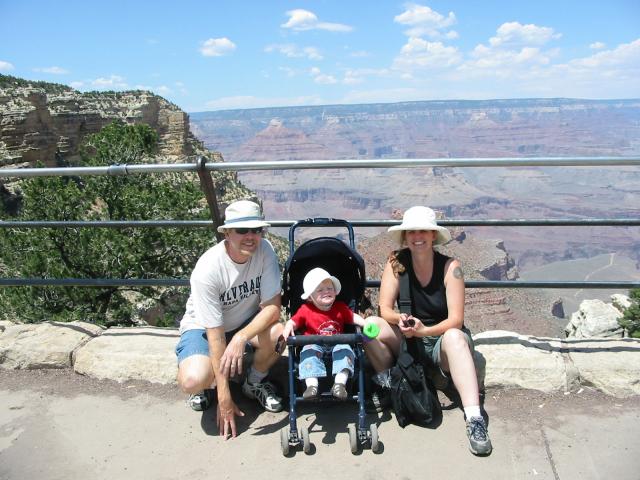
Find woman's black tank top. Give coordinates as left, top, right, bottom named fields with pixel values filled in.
left=397, top=250, right=450, bottom=325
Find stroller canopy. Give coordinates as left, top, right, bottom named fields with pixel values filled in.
left=283, top=236, right=366, bottom=316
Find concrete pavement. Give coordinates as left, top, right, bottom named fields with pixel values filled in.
left=1, top=368, right=639, bottom=480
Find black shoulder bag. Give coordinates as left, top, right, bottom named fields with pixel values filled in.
left=389, top=269, right=441, bottom=428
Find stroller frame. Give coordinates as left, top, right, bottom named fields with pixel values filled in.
left=279, top=218, right=380, bottom=455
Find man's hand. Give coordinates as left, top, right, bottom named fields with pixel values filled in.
left=219, top=333, right=247, bottom=379
left=216, top=394, right=245, bottom=439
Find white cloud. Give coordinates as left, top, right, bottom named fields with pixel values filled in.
left=0, top=60, right=15, bottom=72
left=265, top=44, right=323, bottom=60
left=205, top=94, right=323, bottom=111
left=457, top=22, right=560, bottom=78
left=278, top=66, right=298, bottom=77
left=590, top=42, right=606, bottom=50
left=90, top=75, right=128, bottom=89
left=567, top=38, right=640, bottom=69
left=69, top=81, right=84, bottom=89
left=489, top=22, right=561, bottom=47
left=342, top=87, right=425, bottom=104
left=308, top=66, right=337, bottom=84
left=281, top=9, right=352, bottom=32
left=314, top=73, right=337, bottom=84
left=394, top=4, right=456, bottom=39
left=466, top=45, right=552, bottom=69
left=200, top=37, right=236, bottom=57
left=340, top=67, right=391, bottom=86
left=33, top=66, right=69, bottom=74
left=350, top=50, right=371, bottom=58
left=393, top=37, right=462, bottom=70
left=343, top=71, right=364, bottom=85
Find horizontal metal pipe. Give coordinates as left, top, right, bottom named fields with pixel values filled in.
left=0, top=278, right=190, bottom=287
left=1, top=157, right=639, bottom=178
left=366, top=280, right=640, bottom=289
left=2, top=218, right=639, bottom=228
left=0, top=220, right=214, bottom=228
left=207, top=157, right=640, bottom=172
left=1, top=278, right=638, bottom=289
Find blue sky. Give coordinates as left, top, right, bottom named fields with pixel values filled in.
left=1, top=1, right=639, bottom=112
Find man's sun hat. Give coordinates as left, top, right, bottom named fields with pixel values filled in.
left=301, top=267, right=342, bottom=300
left=387, top=206, right=452, bottom=245
left=217, top=200, right=271, bottom=233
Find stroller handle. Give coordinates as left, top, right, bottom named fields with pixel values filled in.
left=287, top=333, right=364, bottom=346
left=288, top=218, right=356, bottom=255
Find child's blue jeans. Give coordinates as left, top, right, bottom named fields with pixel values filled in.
left=298, top=343, right=355, bottom=380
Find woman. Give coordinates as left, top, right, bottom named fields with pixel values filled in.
left=366, top=206, right=492, bottom=456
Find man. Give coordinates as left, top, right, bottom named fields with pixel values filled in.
left=175, top=200, right=283, bottom=439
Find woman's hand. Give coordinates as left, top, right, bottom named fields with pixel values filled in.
left=398, top=314, right=418, bottom=337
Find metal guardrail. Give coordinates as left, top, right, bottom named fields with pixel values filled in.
left=1, top=278, right=639, bottom=289
left=1, top=156, right=639, bottom=290
left=2, top=219, right=640, bottom=229
left=1, top=157, right=639, bottom=178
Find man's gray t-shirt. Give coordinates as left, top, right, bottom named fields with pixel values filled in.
left=179, top=238, right=281, bottom=334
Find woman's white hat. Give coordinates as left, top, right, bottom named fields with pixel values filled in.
left=217, top=200, right=271, bottom=233
left=387, top=206, right=451, bottom=245
left=301, top=267, right=342, bottom=300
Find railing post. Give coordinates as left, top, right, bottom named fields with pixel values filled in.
left=196, top=156, right=224, bottom=242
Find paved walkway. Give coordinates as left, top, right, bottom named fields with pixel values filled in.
left=1, top=369, right=639, bottom=480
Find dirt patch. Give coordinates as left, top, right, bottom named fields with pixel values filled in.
left=3, top=367, right=638, bottom=423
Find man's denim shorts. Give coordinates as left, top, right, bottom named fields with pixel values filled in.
left=175, top=319, right=252, bottom=364
left=298, top=343, right=355, bottom=380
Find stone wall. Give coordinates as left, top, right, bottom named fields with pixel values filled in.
left=1, top=321, right=639, bottom=398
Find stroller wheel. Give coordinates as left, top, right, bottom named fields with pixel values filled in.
left=370, top=424, right=381, bottom=454
left=280, top=427, right=290, bottom=456
left=300, top=426, right=312, bottom=454
left=348, top=424, right=359, bottom=454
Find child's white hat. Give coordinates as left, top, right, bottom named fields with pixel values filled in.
left=301, top=267, right=342, bottom=300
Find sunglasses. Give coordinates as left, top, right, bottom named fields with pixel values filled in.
left=233, top=227, right=264, bottom=235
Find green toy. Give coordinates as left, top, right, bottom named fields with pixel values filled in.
left=363, top=322, right=380, bottom=339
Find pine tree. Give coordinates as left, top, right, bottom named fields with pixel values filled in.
left=0, top=121, right=214, bottom=326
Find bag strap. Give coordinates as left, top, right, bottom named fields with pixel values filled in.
left=398, top=270, right=412, bottom=315
left=399, top=335, right=423, bottom=366
left=397, top=263, right=424, bottom=361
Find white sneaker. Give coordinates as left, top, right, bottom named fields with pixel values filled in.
left=187, top=391, right=210, bottom=411
left=242, top=380, right=283, bottom=412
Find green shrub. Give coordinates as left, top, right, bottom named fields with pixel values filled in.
left=619, top=288, right=640, bottom=338
left=0, top=121, right=213, bottom=326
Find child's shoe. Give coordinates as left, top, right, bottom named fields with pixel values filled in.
left=331, top=383, right=348, bottom=400
left=302, top=385, right=319, bottom=399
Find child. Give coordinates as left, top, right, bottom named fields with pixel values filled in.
left=282, top=267, right=367, bottom=400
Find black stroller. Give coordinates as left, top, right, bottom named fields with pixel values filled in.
left=279, top=218, right=381, bottom=455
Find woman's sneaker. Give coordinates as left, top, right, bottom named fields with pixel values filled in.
left=365, top=388, right=392, bottom=413
left=187, top=391, right=211, bottom=411
left=242, top=380, right=283, bottom=412
left=466, top=416, right=492, bottom=455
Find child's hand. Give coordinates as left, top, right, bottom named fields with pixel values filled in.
left=282, top=320, right=296, bottom=339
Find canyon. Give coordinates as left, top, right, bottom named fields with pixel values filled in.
left=2, top=75, right=639, bottom=333
left=190, top=98, right=640, bottom=328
